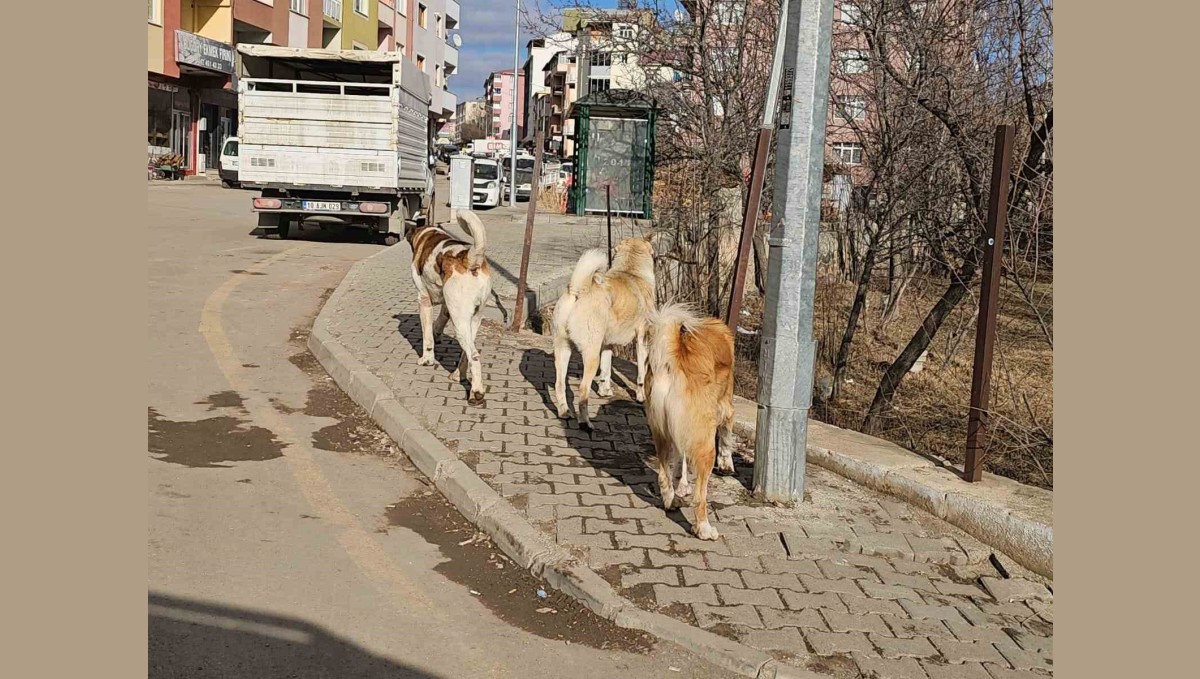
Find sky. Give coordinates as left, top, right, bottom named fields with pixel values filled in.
left=448, top=1, right=625, bottom=103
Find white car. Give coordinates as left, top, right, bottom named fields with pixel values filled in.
left=218, top=136, right=239, bottom=188
left=472, top=159, right=503, bottom=208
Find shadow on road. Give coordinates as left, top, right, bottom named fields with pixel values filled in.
left=149, top=592, right=440, bottom=679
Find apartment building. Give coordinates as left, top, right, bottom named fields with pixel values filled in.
left=401, top=0, right=460, bottom=125
left=484, top=70, right=525, bottom=141
left=149, top=1, right=460, bottom=175
left=453, top=97, right=488, bottom=144
left=521, top=32, right=575, bottom=145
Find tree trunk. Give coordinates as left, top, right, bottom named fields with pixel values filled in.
left=752, top=228, right=769, bottom=295
left=862, top=276, right=972, bottom=434
left=831, top=230, right=880, bottom=401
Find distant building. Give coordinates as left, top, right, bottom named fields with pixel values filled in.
left=453, top=97, right=488, bottom=144
left=484, top=70, right=526, bottom=141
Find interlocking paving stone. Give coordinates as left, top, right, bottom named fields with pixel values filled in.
left=871, top=634, right=939, bottom=660
left=758, top=607, right=828, bottom=631
left=716, top=585, right=785, bottom=609
left=854, top=654, right=930, bottom=679
left=922, top=661, right=993, bottom=679
left=692, top=603, right=763, bottom=629
left=929, top=638, right=1008, bottom=665
left=325, top=240, right=1054, bottom=677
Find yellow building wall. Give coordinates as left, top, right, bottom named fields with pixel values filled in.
left=341, top=1, right=378, bottom=49
left=148, top=23, right=165, bottom=74
left=181, top=1, right=233, bottom=42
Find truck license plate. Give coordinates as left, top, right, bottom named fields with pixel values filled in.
left=302, top=201, right=341, bottom=211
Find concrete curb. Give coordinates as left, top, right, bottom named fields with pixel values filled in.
left=731, top=397, right=1052, bottom=579
left=308, top=250, right=825, bottom=679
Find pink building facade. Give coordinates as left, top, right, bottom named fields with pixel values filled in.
left=484, top=69, right=526, bottom=141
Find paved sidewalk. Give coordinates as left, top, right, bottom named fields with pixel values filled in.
left=321, top=242, right=1053, bottom=679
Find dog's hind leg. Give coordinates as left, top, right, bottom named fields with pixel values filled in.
left=716, top=417, right=736, bottom=475
left=451, top=305, right=485, bottom=405
left=552, top=335, right=572, bottom=419
left=654, top=432, right=676, bottom=511
left=433, top=304, right=450, bottom=338
left=690, top=439, right=719, bottom=541
left=416, top=292, right=436, bottom=366
left=634, top=325, right=647, bottom=402
left=676, top=454, right=692, bottom=499
left=576, top=345, right=602, bottom=431
left=598, top=348, right=614, bottom=397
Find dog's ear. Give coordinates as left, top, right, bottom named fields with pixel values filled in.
left=645, top=230, right=671, bottom=250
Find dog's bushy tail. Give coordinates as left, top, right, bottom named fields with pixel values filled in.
left=457, top=210, right=487, bottom=268
left=647, top=303, right=705, bottom=373
left=568, top=249, right=609, bottom=296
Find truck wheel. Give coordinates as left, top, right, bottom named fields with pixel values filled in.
left=381, top=233, right=400, bottom=247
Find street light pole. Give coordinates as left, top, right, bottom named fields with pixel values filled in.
left=510, top=0, right=521, bottom=206
left=752, top=0, right=835, bottom=503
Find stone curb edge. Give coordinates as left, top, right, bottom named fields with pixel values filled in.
left=307, top=251, right=825, bottom=679
left=731, top=398, right=1052, bottom=579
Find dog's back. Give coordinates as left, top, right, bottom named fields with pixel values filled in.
left=645, top=305, right=735, bottom=442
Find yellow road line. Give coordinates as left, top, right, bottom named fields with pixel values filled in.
left=198, top=244, right=443, bottom=616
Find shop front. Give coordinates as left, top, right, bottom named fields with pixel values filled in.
left=147, top=30, right=236, bottom=176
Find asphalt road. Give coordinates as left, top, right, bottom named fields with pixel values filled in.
left=147, top=182, right=734, bottom=679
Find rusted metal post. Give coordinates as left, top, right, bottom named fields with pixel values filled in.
left=428, top=182, right=437, bottom=227
left=606, top=184, right=613, bottom=268
left=964, top=125, right=1015, bottom=482
left=726, top=0, right=790, bottom=331
left=511, top=130, right=545, bottom=331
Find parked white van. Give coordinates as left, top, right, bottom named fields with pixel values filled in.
left=219, top=136, right=239, bottom=188
left=472, top=158, right=503, bottom=208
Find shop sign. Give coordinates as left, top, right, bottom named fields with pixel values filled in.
left=175, top=30, right=235, bottom=75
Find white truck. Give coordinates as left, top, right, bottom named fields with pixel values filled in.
left=235, top=45, right=432, bottom=245
left=471, top=157, right=504, bottom=208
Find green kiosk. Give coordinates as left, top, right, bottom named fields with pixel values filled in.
left=567, top=89, right=658, bottom=219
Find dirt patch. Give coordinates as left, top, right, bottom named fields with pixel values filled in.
left=806, top=653, right=860, bottom=678
left=385, top=491, right=654, bottom=654
left=230, top=269, right=268, bottom=276
left=148, top=407, right=285, bottom=468
left=195, top=390, right=246, bottom=411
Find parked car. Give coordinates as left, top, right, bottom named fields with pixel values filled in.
left=472, top=158, right=503, bottom=208
left=219, top=136, right=239, bottom=188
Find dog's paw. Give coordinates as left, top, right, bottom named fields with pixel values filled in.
left=661, top=492, right=676, bottom=511
left=578, top=419, right=593, bottom=433
left=675, top=481, right=693, bottom=499
left=716, top=454, right=736, bottom=475
left=694, top=522, right=720, bottom=541
left=635, top=386, right=645, bottom=403
left=598, top=384, right=614, bottom=398
left=467, top=391, right=486, bottom=407
left=416, top=354, right=435, bottom=367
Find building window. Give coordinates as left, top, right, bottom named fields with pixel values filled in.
left=839, top=2, right=861, bottom=25
left=354, top=0, right=368, bottom=17
left=587, top=77, right=611, bottom=95
left=436, top=14, right=443, bottom=39
left=837, top=49, right=868, bottom=74
left=837, top=96, right=867, bottom=120
left=148, top=0, right=162, bottom=25
left=832, top=142, right=864, bottom=165
left=290, top=0, right=306, bottom=15
left=435, top=65, right=442, bottom=87
left=416, top=54, right=426, bottom=72
left=589, top=51, right=612, bottom=67
left=419, top=4, right=428, bottom=28
left=148, top=86, right=172, bottom=149
left=616, top=24, right=635, bottom=40
left=713, top=1, right=745, bottom=26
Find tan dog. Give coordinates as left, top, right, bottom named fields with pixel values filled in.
left=406, top=211, right=492, bottom=405
left=645, top=304, right=736, bottom=540
left=551, top=236, right=656, bottom=430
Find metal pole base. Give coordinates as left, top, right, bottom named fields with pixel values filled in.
left=752, top=404, right=809, bottom=503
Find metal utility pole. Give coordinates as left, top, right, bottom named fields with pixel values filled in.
left=726, top=0, right=791, bottom=331
left=511, top=129, right=545, bottom=332
left=510, top=0, right=521, bottom=206
left=753, top=0, right=835, bottom=503
left=964, top=125, right=1015, bottom=482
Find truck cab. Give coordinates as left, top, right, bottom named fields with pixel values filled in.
left=218, top=136, right=239, bottom=188
left=472, top=158, right=503, bottom=208
left=510, top=153, right=536, bottom=201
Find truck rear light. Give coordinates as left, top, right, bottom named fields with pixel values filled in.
left=254, top=198, right=282, bottom=209
left=359, top=202, right=389, bottom=214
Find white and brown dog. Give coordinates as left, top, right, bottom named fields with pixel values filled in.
left=645, top=304, right=736, bottom=540
left=551, top=236, right=656, bottom=430
left=406, top=211, right=492, bottom=405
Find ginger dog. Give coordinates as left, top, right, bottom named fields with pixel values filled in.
left=406, top=211, right=492, bottom=405
left=644, top=304, right=736, bottom=540
left=551, top=235, right=656, bottom=430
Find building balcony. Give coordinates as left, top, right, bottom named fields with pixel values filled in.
left=444, top=43, right=458, bottom=72
left=446, top=0, right=460, bottom=30
left=432, top=89, right=457, bottom=120
left=378, top=1, right=395, bottom=28
left=324, top=0, right=343, bottom=25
